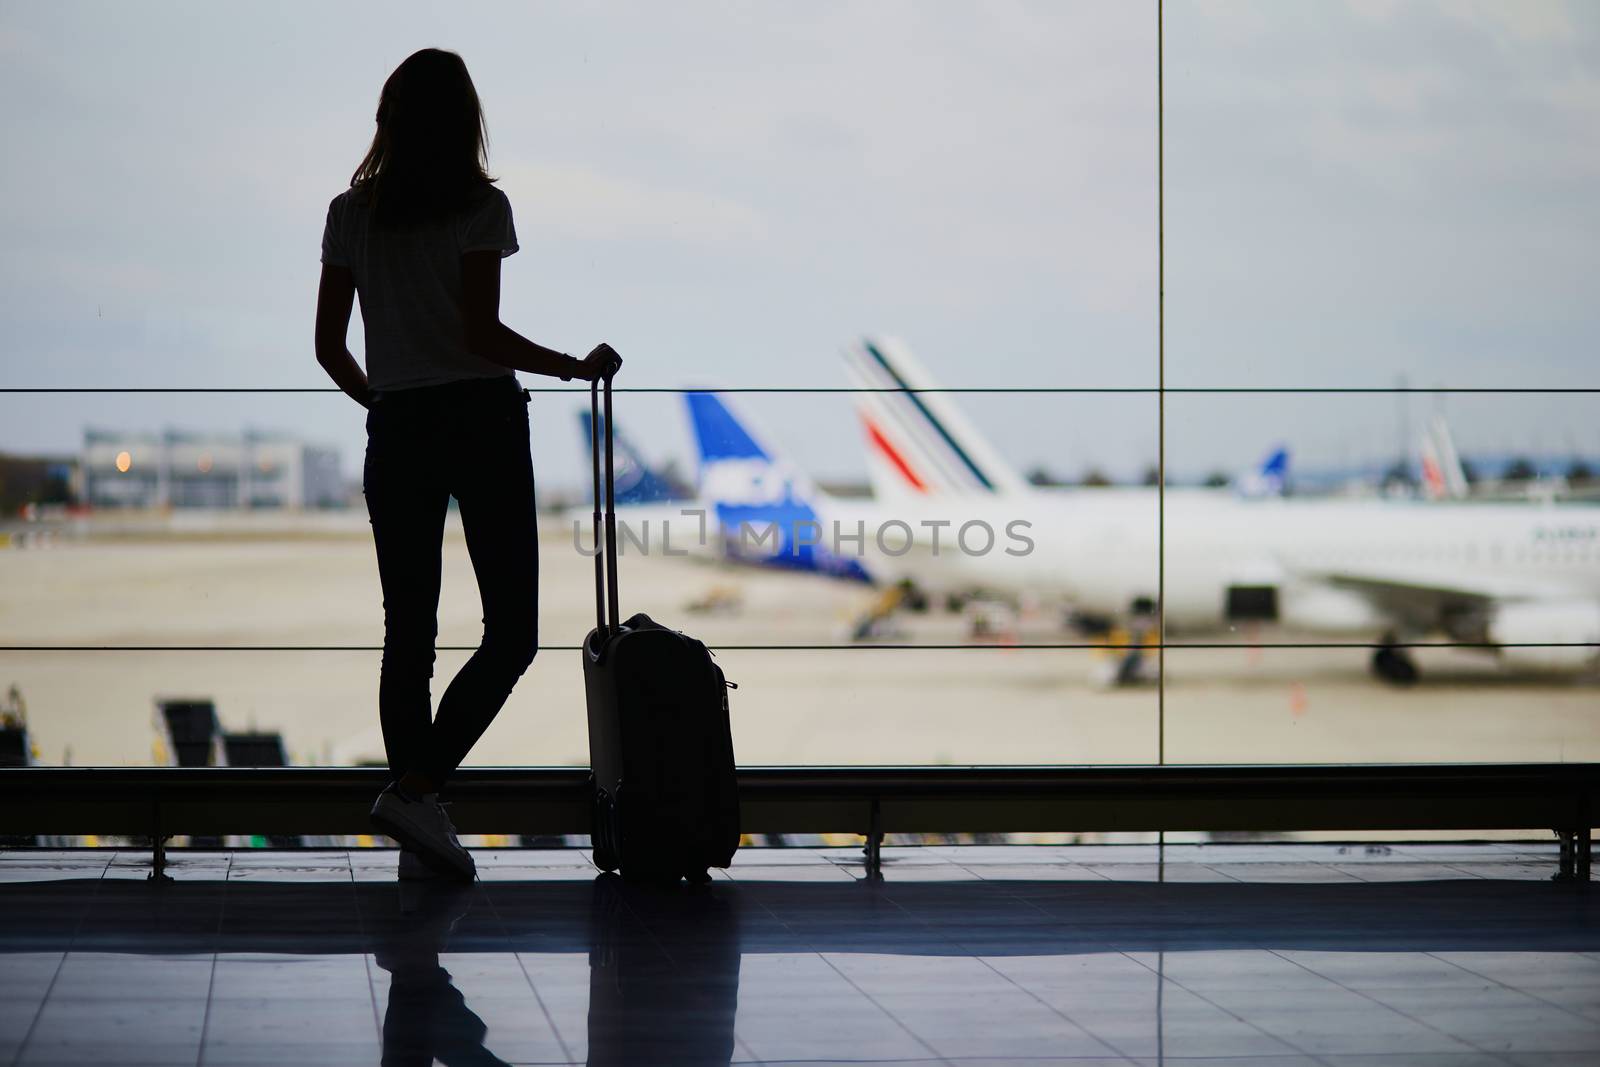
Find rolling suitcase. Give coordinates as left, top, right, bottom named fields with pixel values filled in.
left=582, top=371, right=740, bottom=882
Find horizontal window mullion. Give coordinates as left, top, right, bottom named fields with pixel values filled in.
left=1, top=386, right=1596, bottom=396
left=4, top=642, right=1596, bottom=653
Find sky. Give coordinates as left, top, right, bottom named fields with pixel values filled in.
left=0, top=0, right=1596, bottom=490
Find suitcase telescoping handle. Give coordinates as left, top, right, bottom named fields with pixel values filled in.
left=590, top=370, right=621, bottom=637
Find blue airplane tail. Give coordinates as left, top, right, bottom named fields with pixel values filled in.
left=684, top=391, right=871, bottom=582
left=577, top=410, right=683, bottom=505
left=1238, top=444, right=1290, bottom=497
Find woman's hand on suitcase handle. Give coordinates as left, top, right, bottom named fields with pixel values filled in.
left=579, top=343, right=623, bottom=382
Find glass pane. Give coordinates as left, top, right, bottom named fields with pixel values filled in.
left=1161, top=391, right=1598, bottom=763
left=2, top=388, right=1162, bottom=767
left=1167, top=0, right=1599, bottom=389
left=2, top=3, right=1159, bottom=769
left=0, top=647, right=1158, bottom=769
left=1163, top=644, right=1600, bottom=765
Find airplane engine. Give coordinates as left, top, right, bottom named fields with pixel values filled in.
left=1278, top=584, right=1388, bottom=635
left=1489, top=601, right=1600, bottom=671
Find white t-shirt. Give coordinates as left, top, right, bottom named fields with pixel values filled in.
left=320, top=184, right=519, bottom=392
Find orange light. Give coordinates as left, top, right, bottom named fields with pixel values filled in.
left=115, top=451, right=132, bottom=473
left=197, top=454, right=213, bottom=473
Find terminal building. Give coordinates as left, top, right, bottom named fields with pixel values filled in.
left=80, top=428, right=345, bottom=509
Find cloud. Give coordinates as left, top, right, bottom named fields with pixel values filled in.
left=0, top=23, right=39, bottom=57
left=496, top=162, right=769, bottom=246
left=0, top=0, right=1595, bottom=478
left=1441, top=0, right=1581, bottom=42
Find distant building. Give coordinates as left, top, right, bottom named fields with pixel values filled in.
left=81, top=428, right=344, bottom=509
left=0, top=454, right=75, bottom=515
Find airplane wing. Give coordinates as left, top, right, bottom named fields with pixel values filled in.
left=1324, top=571, right=1490, bottom=606
left=1302, top=568, right=1503, bottom=635
left=1306, top=567, right=1600, bottom=668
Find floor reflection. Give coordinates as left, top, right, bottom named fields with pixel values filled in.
left=2, top=849, right=1596, bottom=1065
left=585, top=874, right=740, bottom=1066
left=367, top=874, right=741, bottom=1066
left=371, top=882, right=511, bottom=1067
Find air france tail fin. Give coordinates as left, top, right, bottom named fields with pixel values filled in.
left=842, top=337, right=1028, bottom=500
left=1419, top=414, right=1469, bottom=501
left=683, top=391, right=870, bottom=581
left=576, top=410, right=682, bottom=505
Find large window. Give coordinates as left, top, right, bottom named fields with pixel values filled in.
left=0, top=3, right=1593, bottom=775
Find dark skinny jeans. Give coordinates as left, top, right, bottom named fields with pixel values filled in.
left=363, top=375, right=538, bottom=789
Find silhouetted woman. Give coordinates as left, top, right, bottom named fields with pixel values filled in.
left=315, top=48, right=619, bottom=882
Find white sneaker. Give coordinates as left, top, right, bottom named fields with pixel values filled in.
left=370, top=785, right=476, bottom=883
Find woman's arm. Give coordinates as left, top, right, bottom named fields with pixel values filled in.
left=314, top=264, right=372, bottom=407
left=460, top=251, right=617, bottom=381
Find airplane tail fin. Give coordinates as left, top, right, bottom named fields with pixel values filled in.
left=683, top=391, right=869, bottom=581
left=1419, top=414, right=1469, bottom=500
left=1237, top=444, right=1290, bottom=497
left=576, top=409, right=682, bottom=504
left=842, top=337, right=1028, bottom=499
left=683, top=391, right=776, bottom=467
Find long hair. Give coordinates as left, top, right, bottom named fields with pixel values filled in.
left=351, top=49, right=495, bottom=227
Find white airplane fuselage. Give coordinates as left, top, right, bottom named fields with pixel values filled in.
left=835, top=336, right=1600, bottom=677
left=856, top=490, right=1600, bottom=669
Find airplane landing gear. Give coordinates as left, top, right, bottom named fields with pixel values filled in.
left=1371, top=638, right=1419, bottom=685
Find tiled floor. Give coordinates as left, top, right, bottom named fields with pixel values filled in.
left=1, top=842, right=1596, bottom=1065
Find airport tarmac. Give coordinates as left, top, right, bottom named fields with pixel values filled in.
left=2, top=522, right=1597, bottom=774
